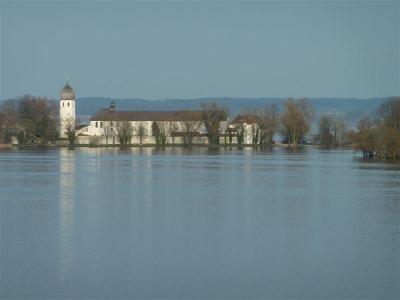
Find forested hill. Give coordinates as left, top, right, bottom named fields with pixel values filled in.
left=75, top=97, right=388, bottom=124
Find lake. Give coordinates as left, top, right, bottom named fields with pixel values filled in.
left=1, top=147, right=399, bottom=299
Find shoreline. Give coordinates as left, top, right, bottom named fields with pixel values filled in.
left=1, top=143, right=353, bottom=149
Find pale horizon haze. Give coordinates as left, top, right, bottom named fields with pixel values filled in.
left=1, top=1, right=399, bottom=100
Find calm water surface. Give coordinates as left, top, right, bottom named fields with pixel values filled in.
left=1, top=147, right=399, bottom=299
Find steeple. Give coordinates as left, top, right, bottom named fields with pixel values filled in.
left=110, top=99, right=116, bottom=112
left=59, top=77, right=76, bottom=138
left=60, top=78, right=75, bottom=100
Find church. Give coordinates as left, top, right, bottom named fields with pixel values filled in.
left=59, top=80, right=228, bottom=145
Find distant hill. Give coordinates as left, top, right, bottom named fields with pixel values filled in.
left=76, top=97, right=388, bottom=127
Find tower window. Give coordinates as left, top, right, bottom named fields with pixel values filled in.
left=100, top=122, right=103, bottom=128
left=62, top=102, right=64, bottom=107
left=67, top=102, right=70, bottom=107
left=95, top=122, right=98, bottom=128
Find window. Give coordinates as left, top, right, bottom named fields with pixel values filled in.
left=100, top=122, right=103, bottom=128
left=67, top=102, right=70, bottom=107
left=62, top=102, right=64, bottom=107
left=95, top=122, right=98, bottom=128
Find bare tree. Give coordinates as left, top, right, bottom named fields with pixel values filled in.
left=180, top=111, right=201, bottom=147
left=331, top=115, right=348, bottom=146
left=0, top=99, right=19, bottom=143
left=377, top=97, right=400, bottom=129
left=102, top=121, right=115, bottom=145
left=351, top=116, right=379, bottom=157
left=137, top=122, right=146, bottom=145
left=116, top=121, right=133, bottom=145
left=200, top=102, right=228, bottom=145
left=182, top=120, right=201, bottom=147
left=317, top=114, right=348, bottom=147
left=152, top=121, right=167, bottom=146
left=224, top=125, right=235, bottom=145
left=257, top=104, right=278, bottom=146
left=64, top=117, right=76, bottom=145
left=350, top=98, right=400, bottom=159
left=318, top=115, right=333, bottom=147
left=219, top=120, right=229, bottom=146
left=234, top=119, right=246, bottom=145
left=281, top=97, right=314, bottom=146
left=169, top=121, right=179, bottom=144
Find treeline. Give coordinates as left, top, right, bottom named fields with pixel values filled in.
left=147, top=98, right=314, bottom=147
left=349, top=98, right=400, bottom=159
left=0, top=95, right=58, bottom=144
left=232, top=97, right=315, bottom=146
left=229, top=97, right=400, bottom=158
left=315, top=115, right=349, bottom=147
left=1, top=95, right=399, bottom=159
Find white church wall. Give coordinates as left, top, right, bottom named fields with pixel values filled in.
left=59, top=100, right=75, bottom=138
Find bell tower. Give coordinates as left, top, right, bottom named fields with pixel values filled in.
left=59, top=78, right=76, bottom=138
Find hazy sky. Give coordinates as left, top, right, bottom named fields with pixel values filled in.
left=1, top=1, right=399, bottom=100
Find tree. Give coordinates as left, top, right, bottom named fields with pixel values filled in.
left=351, top=116, right=379, bottom=157
left=152, top=121, right=166, bottom=146
left=377, top=97, right=400, bottom=129
left=19, top=95, right=58, bottom=143
left=200, top=102, right=228, bottom=145
left=257, top=104, right=278, bottom=146
left=137, top=123, right=146, bottom=145
left=64, top=117, right=77, bottom=145
left=180, top=110, right=201, bottom=147
left=102, top=121, right=115, bottom=145
left=250, top=123, right=259, bottom=145
left=281, top=97, right=314, bottom=146
left=16, top=120, right=34, bottom=144
left=378, top=127, right=400, bottom=159
left=169, top=121, right=179, bottom=144
left=316, top=114, right=349, bottom=147
left=234, top=119, right=246, bottom=145
left=43, top=114, right=58, bottom=143
left=375, top=98, right=400, bottom=158
left=0, top=99, right=18, bottom=143
left=350, top=98, right=400, bottom=159
left=0, top=95, right=58, bottom=144
left=331, top=115, right=348, bottom=146
left=116, top=121, right=133, bottom=145
left=350, top=98, right=400, bottom=158
left=318, top=115, right=333, bottom=147
left=225, top=126, right=235, bottom=145
left=181, top=119, right=201, bottom=147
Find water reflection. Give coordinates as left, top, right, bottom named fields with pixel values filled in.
left=58, top=148, right=75, bottom=292
left=1, top=147, right=399, bottom=299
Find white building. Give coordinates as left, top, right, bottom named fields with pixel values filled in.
left=61, top=81, right=227, bottom=145
left=59, top=80, right=76, bottom=138
left=231, top=114, right=259, bottom=144
left=76, top=103, right=210, bottom=145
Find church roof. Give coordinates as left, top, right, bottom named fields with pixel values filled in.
left=91, top=110, right=204, bottom=122
left=232, top=114, right=258, bottom=124
left=60, top=81, right=75, bottom=100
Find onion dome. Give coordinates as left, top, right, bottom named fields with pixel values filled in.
left=60, top=80, right=75, bottom=100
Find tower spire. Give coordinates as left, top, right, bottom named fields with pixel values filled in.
left=66, top=74, right=69, bottom=85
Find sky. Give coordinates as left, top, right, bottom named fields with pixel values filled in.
left=1, top=1, right=399, bottom=100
